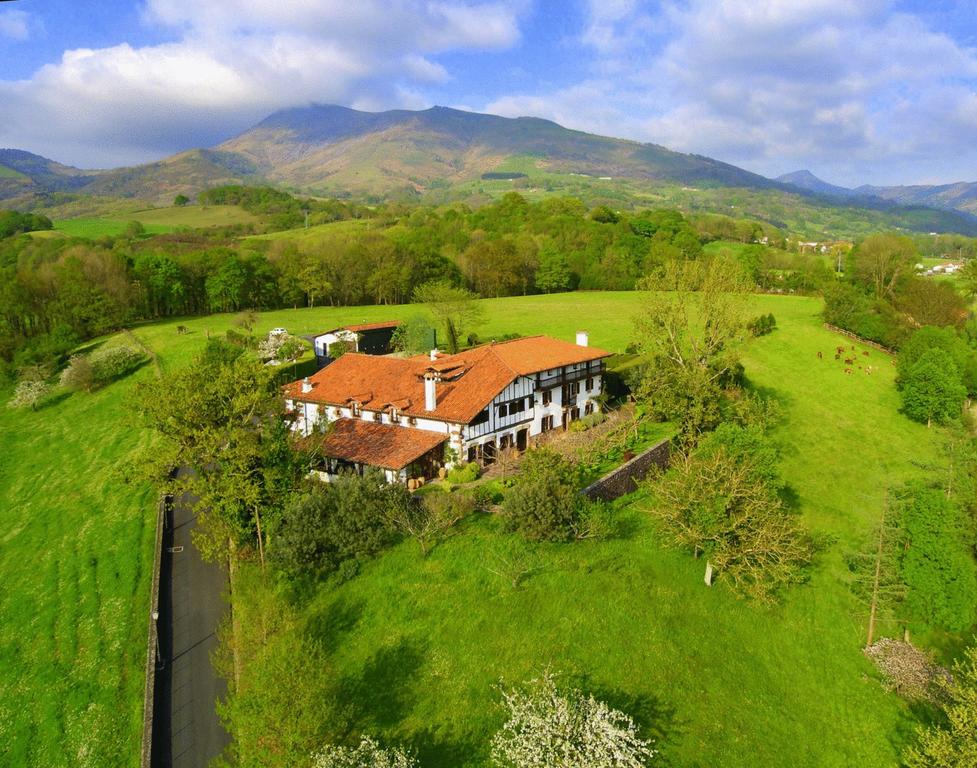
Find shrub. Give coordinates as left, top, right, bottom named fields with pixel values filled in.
left=313, top=737, right=417, bottom=768
left=59, top=354, right=95, bottom=392
left=388, top=490, right=473, bottom=555
left=501, top=449, right=584, bottom=542
left=492, top=672, right=655, bottom=768
left=89, top=345, right=145, bottom=384
left=446, top=461, right=481, bottom=484
left=272, top=472, right=403, bottom=578
left=568, top=411, right=607, bottom=432
left=746, top=313, right=777, bottom=336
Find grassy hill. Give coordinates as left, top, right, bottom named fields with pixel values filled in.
left=0, top=291, right=955, bottom=766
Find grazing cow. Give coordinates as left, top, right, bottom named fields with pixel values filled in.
left=836, top=346, right=846, bottom=355
left=817, top=351, right=823, bottom=359
left=835, top=353, right=841, bottom=360
left=862, top=350, right=869, bottom=356
left=844, top=358, right=854, bottom=365
left=844, top=368, right=853, bottom=375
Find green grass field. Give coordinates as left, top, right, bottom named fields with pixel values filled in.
left=0, top=344, right=157, bottom=766
left=50, top=205, right=258, bottom=239
left=0, top=292, right=955, bottom=766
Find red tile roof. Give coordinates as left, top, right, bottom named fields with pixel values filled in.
left=302, top=418, right=446, bottom=470
left=284, top=335, right=610, bottom=424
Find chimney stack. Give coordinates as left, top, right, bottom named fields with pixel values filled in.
left=301, top=376, right=312, bottom=394
left=429, top=348, right=438, bottom=361
left=576, top=331, right=589, bottom=347
left=424, top=372, right=438, bottom=411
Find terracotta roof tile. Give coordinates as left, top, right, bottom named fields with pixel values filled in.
left=300, top=418, right=446, bottom=470
left=284, top=335, right=610, bottom=424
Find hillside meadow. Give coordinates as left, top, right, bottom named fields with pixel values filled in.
left=0, top=291, right=954, bottom=766
left=46, top=204, right=259, bottom=239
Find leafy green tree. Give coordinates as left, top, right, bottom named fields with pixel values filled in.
left=135, top=345, right=297, bottom=566
left=898, top=484, right=977, bottom=632
left=173, top=194, right=190, bottom=206
left=501, top=449, right=584, bottom=542
left=390, top=315, right=435, bottom=354
left=218, top=629, right=340, bottom=768
left=492, top=671, right=655, bottom=768
left=632, top=256, right=750, bottom=444
left=534, top=243, right=572, bottom=293
left=272, top=472, right=404, bottom=578
left=413, top=280, right=485, bottom=353
left=902, top=348, right=967, bottom=426
left=904, top=643, right=977, bottom=768
left=897, top=327, right=977, bottom=396
left=850, top=233, right=917, bottom=299
left=959, top=259, right=977, bottom=300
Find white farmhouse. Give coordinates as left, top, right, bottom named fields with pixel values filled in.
left=284, top=333, right=610, bottom=484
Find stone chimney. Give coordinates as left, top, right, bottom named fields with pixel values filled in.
left=576, top=331, right=589, bottom=347
left=429, top=348, right=438, bottom=361
left=301, top=376, right=312, bottom=394
left=424, top=372, right=438, bottom=411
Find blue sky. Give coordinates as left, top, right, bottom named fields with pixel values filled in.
left=2, top=1, right=977, bottom=186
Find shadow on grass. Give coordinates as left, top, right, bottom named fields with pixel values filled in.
left=306, top=596, right=365, bottom=648
left=579, top=682, right=681, bottom=763
left=408, top=727, right=485, bottom=768
left=338, top=637, right=426, bottom=734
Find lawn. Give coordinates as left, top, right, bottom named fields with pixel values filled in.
left=0, top=291, right=953, bottom=766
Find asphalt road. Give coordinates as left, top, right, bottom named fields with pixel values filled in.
left=152, top=486, right=231, bottom=767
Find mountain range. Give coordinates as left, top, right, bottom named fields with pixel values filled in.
left=776, top=169, right=977, bottom=216
left=3, top=103, right=977, bottom=235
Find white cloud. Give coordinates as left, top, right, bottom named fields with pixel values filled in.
left=0, top=9, right=30, bottom=41
left=490, top=0, right=977, bottom=185
left=0, top=1, right=525, bottom=167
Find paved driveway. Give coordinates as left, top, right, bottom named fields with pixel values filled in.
left=152, top=485, right=231, bottom=767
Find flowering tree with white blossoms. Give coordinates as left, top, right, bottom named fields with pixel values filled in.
left=492, top=672, right=656, bottom=768
left=312, top=737, right=418, bottom=768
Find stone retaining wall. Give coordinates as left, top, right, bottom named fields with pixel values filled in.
left=582, top=438, right=671, bottom=501
left=141, top=494, right=168, bottom=768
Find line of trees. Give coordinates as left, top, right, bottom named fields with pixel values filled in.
left=0, top=192, right=787, bottom=373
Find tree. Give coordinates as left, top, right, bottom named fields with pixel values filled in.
left=897, top=326, right=977, bottom=397
left=646, top=424, right=811, bottom=602
left=904, top=643, right=977, bottom=768
left=492, top=672, right=655, bottom=768
left=632, top=256, right=750, bottom=444
left=534, top=243, right=572, bottom=293
left=59, top=354, right=94, bottom=392
left=313, top=738, right=417, bottom=768
left=272, top=472, right=403, bottom=578
left=7, top=370, right=51, bottom=410
left=135, top=344, right=295, bottom=567
left=959, top=259, right=977, bottom=300
left=390, top=315, right=435, bottom=354
left=173, top=194, right=190, bottom=207
left=850, top=233, right=917, bottom=299
left=897, top=485, right=977, bottom=633
left=387, top=490, right=473, bottom=556
left=218, top=629, right=341, bottom=768
left=413, top=280, right=485, bottom=353
left=501, top=448, right=584, bottom=542
left=901, top=349, right=967, bottom=426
